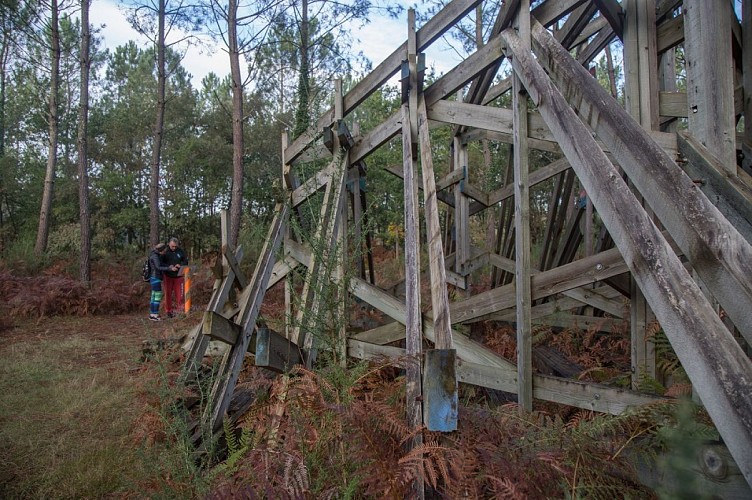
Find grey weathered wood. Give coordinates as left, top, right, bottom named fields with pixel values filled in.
left=349, top=340, right=662, bottom=415
left=535, top=313, right=625, bottom=334
left=513, top=1, right=532, bottom=411
left=488, top=252, right=625, bottom=317
left=418, top=97, right=454, bottom=350
left=453, top=246, right=628, bottom=324
left=204, top=204, right=289, bottom=432
left=656, top=14, right=683, bottom=54
left=202, top=311, right=240, bottom=344
left=352, top=321, right=405, bottom=345
left=684, top=0, right=737, bottom=172
left=505, top=26, right=752, bottom=486
left=222, top=245, right=248, bottom=290
left=293, top=155, right=348, bottom=356
left=291, top=160, right=336, bottom=207
left=677, top=132, right=752, bottom=248
left=284, top=0, right=482, bottom=164
left=255, top=326, right=302, bottom=373
left=592, top=0, right=624, bottom=39
left=531, top=20, right=752, bottom=345
left=743, top=0, right=752, bottom=176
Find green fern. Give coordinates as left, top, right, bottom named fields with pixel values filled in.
left=217, top=419, right=252, bottom=475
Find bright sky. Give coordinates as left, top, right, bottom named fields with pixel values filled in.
left=91, top=0, right=463, bottom=89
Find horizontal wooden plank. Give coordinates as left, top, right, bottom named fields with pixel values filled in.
left=452, top=247, right=628, bottom=324
left=348, top=340, right=661, bottom=415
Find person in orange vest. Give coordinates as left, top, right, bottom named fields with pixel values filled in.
left=163, top=237, right=189, bottom=318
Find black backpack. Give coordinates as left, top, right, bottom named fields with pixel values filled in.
left=141, top=258, right=151, bottom=282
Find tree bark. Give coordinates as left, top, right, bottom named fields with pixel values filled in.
left=293, top=0, right=309, bottom=138
left=149, top=0, right=166, bottom=247
left=605, top=43, right=618, bottom=99
left=78, top=0, right=91, bottom=282
left=35, top=0, right=60, bottom=255
left=228, top=0, right=243, bottom=248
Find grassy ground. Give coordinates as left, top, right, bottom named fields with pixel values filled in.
left=0, top=313, right=206, bottom=499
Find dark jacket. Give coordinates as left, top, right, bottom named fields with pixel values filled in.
left=149, top=250, right=173, bottom=280
left=164, top=246, right=189, bottom=278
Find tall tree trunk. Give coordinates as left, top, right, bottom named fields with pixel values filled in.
left=605, top=43, right=618, bottom=99
left=0, top=18, right=10, bottom=252
left=149, top=0, right=166, bottom=246
left=35, top=0, right=60, bottom=255
left=293, top=0, right=309, bottom=138
left=78, top=0, right=91, bottom=282
left=228, top=0, right=243, bottom=248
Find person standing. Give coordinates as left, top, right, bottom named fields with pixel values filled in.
left=149, top=243, right=178, bottom=321
left=164, top=237, right=189, bottom=318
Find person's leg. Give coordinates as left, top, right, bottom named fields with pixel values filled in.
left=149, top=278, right=163, bottom=320
left=175, top=276, right=185, bottom=313
left=163, top=276, right=175, bottom=316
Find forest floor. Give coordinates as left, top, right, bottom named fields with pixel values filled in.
left=0, top=311, right=209, bottom=498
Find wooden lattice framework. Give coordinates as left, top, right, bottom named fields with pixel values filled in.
left=184, top=0, right=752, bottom=490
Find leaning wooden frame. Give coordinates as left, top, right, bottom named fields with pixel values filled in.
left=183, top=0, right=752, bottom=490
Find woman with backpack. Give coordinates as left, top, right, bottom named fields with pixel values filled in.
left=147, top=243, right=180, bottom=321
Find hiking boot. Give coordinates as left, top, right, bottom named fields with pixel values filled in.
left=149, top=314, right=161, bottom=321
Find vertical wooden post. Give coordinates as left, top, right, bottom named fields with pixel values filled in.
left=335, top=79, right=348, bottom=368
left=684, top=0, right=736, bottom=173
left=623, top=0, right=657, bottom=388
left=403, top=11, right=424, bottom=499
left=282, top=132, right=293, bottom=342
left=743, top=0, right=752, bottom=175
left=513, top=0, right=532, bottom=413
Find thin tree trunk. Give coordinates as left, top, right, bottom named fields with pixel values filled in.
left=293, top=0, right=309, bottom=138
left=78, top=0, right=91, bottom=282
left=228, top=0, right=243, bottom=248
left=605, top=43, right=618, bottom=99
left=149, top=0, right=166, bottom=246
left=35, top=0, right=60, bottom=255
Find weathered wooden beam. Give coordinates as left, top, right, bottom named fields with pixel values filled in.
left=534, top=313, right=625, bottom=333
left=656, top=14, right=683, bottom=54
left=284, top=0, right=482, bottom=164
left=352, top=321, right=405, bottom=345
left=418, top=96, right=454, bottom=351
left=349, top=340, right=662, bottom=415
left=488, top=157, right=569, bottom=207
left=512, top=0, right=533, bottom=412
left=291, top=160, right=337, bottom=208
left=423, top=33, right=505, bottom=105
left=222, top=245, right=248, bottom=290
left=453, top=247, right=628, bottom=324
left=531, top=20, right=752, bottom=343
left=267, top=255, right=300, bottom=290
left=684, top=0, right=737, bottom=171
left=489, top=295, right=584, bottom=322
left=204, top=204, right=289, bottom=432
left=294, top=156, right=349, bottom=358
left=592, top=0, right=624, bottom=40
left=508, top=25, right=752, bottom=486
left=402, top=12, right=425, bottom=459
left=255, top=327, right=302, bottom=373
left=557, top=2, right=597, bottom=49
left=489, top=248, right=625, bottom=317
left=202, top=311, right=240, bottom=345
left=678, top=132, right=752, bottom=248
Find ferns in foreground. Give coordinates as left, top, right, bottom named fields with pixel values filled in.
left=204, top=359, right=709, bottom=499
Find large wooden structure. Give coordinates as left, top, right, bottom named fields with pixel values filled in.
left=185, top=0, right=752, bottom=490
